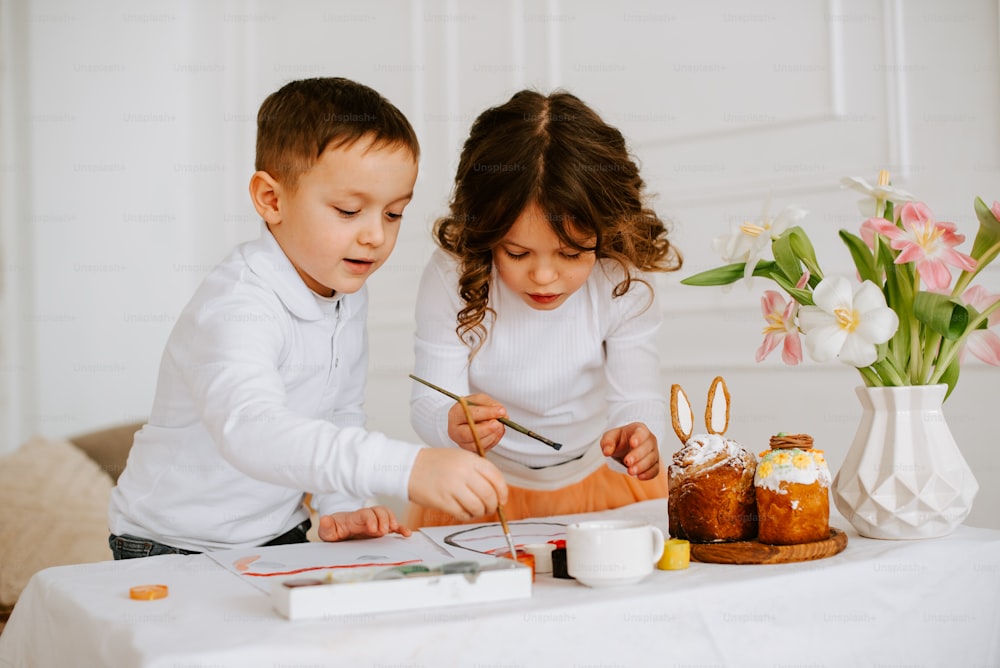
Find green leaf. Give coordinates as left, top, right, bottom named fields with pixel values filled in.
left=971, top=311, right=989, bottom=330
left=772, top=232, right=804, bottom=286
left=879, top=244, right=910, bottom=370
left=786, top=227, right=823, bottom=280
left=770, top=271, right=814, bottom=305
left=970, top=196, right=1000, bottom=267
left=680, top=263, right=745, bottom=286
left=950, top=197, right=999, bottom=295
left=839, top=230, right=878, bottom=283
left=914, top=291, right=969, bottom=340
left=939, top=356, right=960, bottom=401
left=880, top=247, right=915, bottom=303
left=680, top=261, right=778, bottom=286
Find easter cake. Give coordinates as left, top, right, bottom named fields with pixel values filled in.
left=754, top=433, right=831, bottom=545
left=667, top=377, right=759, bottom=543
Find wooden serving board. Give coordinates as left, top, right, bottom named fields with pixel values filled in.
left=690, top=528, right=847, bottom=565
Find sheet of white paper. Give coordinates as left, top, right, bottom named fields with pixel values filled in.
left=206, top=534, right=459, bottom=593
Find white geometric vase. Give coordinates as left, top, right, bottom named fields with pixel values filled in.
left=832, top=385, right=978, bottom=539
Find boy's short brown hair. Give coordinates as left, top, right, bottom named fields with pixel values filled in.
left=255, top=77, right=419, bottom=188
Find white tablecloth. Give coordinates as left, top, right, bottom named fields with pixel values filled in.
left=1, top=500, right=998, bottom=667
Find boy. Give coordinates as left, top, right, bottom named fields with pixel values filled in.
left=108, top=78, right=507, bottom=557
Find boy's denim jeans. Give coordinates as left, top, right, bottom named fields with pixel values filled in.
left=108, top=519, right=312, bottom=559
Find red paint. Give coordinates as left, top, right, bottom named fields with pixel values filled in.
left=242, top=558, right=422, bottom=577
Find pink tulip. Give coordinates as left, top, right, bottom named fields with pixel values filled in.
left=866, top=202, right=976, bottom=291
left=961, top=285, right=1000, bottom=366
left=756, top=272, right=809, bottom=366
left=859, top=217, right=890, bottom=249
left=756, top=291, right=802, bottom=365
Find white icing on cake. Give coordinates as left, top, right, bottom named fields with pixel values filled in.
left=754, top=448, right=831, bottom=493
left=669, top=433, right=754, bottom=476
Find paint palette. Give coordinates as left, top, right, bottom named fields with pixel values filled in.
left=270, top=558, right=533, bottom=620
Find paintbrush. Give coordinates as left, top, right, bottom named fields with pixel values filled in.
left=408, top=374, right=563, bottom=451
left=456, top=395, right=519, bottom=561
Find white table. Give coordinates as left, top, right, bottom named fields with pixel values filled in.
left=1, top=500, right=998, bottom=668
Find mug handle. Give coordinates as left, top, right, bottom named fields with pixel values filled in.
left=649, top=527, right=665, bottom=564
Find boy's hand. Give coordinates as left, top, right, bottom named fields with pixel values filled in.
left=601, top=422, right=660, bottom=480
left=318, top=506, right=412, bottom=542
left=447, top=393, right=506, bottom=452
left=409, top=447, right=508, bottom=520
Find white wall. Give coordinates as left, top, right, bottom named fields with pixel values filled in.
left=1, top=0, right=998, bottom=526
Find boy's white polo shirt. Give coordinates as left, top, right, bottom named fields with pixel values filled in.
left=108, top=224, right=420, bottom=552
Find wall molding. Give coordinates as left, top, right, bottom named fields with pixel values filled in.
left=0, top=0, right=35, bottom=450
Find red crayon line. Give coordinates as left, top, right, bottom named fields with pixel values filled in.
left=243, top=559, right=422, bottom=577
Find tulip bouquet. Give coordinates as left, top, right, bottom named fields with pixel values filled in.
left=681, top=171, right=1000, bottom=398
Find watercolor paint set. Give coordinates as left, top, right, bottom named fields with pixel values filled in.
left=270, top=558, right=533, bottom=620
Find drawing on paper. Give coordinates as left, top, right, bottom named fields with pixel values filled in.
left=418, top=521, right=567, bottom=559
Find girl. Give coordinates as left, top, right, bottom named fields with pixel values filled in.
left=409, top=90, right=682, bottom=527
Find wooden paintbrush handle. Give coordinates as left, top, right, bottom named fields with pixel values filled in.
left=409, top=374, right=562, bottom=450
left=456, top=396, right=518, bottom=558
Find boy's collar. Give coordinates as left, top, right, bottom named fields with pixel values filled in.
left=243, top=222, right=330, bottom=321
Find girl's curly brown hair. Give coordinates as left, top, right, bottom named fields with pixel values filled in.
left=434, top=89, right=682, bottom=352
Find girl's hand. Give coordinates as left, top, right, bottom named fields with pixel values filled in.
left=447, top=393, right=507, bottom=453
left=601, top=422, right=660, bottom=480
left=317, top=506, right=412, bottom=542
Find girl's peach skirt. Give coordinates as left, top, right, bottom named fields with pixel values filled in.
left=406, top=465, right=668, bottom=528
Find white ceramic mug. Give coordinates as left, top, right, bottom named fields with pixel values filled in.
left=566, top=520, right=665, bottom=587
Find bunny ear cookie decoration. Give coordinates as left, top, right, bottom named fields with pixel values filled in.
left=670, top=384, right=694, bottom=444
left=671, top=377, right=729, bottom=442
left=705, top=376, right=730, bottom=436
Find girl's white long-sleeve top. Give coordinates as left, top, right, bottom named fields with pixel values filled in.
left=108, top=225, right=421, bottom=552
left=410, top=249, right=667, bottom=489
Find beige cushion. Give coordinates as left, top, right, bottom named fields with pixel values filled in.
left=0, top=437, right=113, bottom=610
left=69, top=421, right=143, bottom=483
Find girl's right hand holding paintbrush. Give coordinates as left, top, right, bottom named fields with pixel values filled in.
left=447, top=393, right=507, bottom=453
left=408, top=447, right=509, bottom=521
